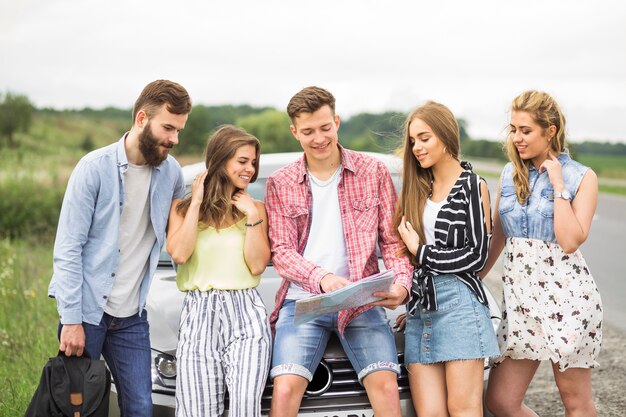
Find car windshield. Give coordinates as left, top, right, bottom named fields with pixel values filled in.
left=159, top=175, right=400, bottom=264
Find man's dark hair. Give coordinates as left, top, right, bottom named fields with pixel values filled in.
left=286, top=86, right=335, bottom=122
left=132, top=80, right=192, bottom=120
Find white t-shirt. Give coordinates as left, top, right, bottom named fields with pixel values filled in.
left=105, top=162, right=155, bottom=317
left=286, top=167, right=349, bottom=300
left=423, top=198, right=446, bottom=245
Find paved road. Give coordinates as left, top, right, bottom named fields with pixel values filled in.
left=583, top=193, right=626, bottom=332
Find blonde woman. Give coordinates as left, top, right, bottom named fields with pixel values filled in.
left=483, top=91, right=602, bottom=416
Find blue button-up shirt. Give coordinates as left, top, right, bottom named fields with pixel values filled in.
left=48, top=135, right=185, bottom=325
left=498, top=151, right=588, bottom=243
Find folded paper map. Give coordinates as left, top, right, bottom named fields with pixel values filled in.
left=293, top=269, right=395, bottom=325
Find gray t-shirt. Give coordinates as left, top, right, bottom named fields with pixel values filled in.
left=105, top=162, right=155, bottom=317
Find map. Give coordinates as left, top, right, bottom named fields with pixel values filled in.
left=293, top=269, right=395, bottom=325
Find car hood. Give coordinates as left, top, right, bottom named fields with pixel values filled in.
left=146, top=265, right=407, bottom=355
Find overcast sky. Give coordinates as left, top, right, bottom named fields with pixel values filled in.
left=2, top=0, right=625, bottom=142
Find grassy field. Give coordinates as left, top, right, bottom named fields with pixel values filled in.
left=599, top=183, right=626, bottom=196
left=0, top=239, right=58, bottom=416
left=575, top=153, right=626, bottom=199
left=0, top=113, right=127, bottom=183
left=575, top=154, right=626, bottom=179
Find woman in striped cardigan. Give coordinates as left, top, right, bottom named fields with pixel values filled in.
left=394, top=101, right=499, bottom=417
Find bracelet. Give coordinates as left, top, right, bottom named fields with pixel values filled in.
left=245, top=219, right=263, bottom=227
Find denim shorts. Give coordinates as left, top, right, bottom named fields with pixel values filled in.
left=271, top=300, right=401, bottom=383
left=405, top=274, right=499, bottom=364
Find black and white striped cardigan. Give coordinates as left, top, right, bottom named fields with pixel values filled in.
left=408, top=164, right=492, bottom=315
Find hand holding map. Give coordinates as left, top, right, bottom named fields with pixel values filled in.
left=293, top=269, right=395, bottom=325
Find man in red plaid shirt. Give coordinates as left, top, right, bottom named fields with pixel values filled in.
left=266, top=86, right=412, bottom=417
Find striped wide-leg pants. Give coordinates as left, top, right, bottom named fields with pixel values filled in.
left=175, top=288, right=272, bottom=417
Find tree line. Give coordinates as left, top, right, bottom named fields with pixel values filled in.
left=1, top=91, right=625, bottom=158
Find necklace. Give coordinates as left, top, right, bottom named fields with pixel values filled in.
left=307, top=166, right=341, bottom=188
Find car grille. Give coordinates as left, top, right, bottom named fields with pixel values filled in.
left=261, top=353, right=410, bottom=408
left=151, top=352, right=410, bottom=410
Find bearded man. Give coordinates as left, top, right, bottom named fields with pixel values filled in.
left=48, top=80, right=192, bottom=417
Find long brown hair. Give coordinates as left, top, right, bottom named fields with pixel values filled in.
left=176, top=125, right=260, bottom=227
left=393, top=101, right=460, bottom=263
left=506, top=90, right=567, bottom=203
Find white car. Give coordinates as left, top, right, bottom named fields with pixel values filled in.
left=109, top=151, right=501, bottom=417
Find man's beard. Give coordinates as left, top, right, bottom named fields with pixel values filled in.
left=138, top=122, right=173, bottom=167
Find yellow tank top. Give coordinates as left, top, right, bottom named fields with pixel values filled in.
left=176, top=217, right=260, bottom=291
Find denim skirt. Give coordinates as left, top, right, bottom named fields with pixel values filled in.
left=405, top=274, right=499, bottom=364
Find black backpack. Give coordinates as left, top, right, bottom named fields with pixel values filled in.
left=25, top=352, right=111, bottom=417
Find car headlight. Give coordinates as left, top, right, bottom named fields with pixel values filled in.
left=155, top=353, right=177, bottom=378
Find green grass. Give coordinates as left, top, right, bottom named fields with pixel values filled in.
left=575, top=154, right=626, bottom=179
left=598, top=183, right=626, bottom=196
left=474, top=169, right=500, bottom=180
left=0, top=113, right=128, bottom=183
left=0, top=239, right=58, bottom=416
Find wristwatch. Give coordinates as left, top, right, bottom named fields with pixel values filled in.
left=554, top=189, right=571, bottom=200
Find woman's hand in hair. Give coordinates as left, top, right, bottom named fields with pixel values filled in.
left=191, top=170, right=208, bottom=208
left=397, top=216, right=420, bottom=256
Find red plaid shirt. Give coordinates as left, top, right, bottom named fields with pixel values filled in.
left=265, top=147, right=412, bottom=334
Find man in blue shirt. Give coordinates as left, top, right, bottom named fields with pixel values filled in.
left=48, top=79, right=192, bottom=417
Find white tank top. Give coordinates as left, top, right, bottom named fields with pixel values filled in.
left=423, top=198, right=446, bottom=245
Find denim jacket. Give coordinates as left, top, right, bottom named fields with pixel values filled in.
left=48, top=135, right=185, bottom=325
left=498, top=151, right=588, bottom=243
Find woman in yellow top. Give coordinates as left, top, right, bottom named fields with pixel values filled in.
left=166, top=125, right=271, bottom=417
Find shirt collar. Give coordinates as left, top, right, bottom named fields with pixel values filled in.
left=339, top=145, right=357, bottom=174
left=116, top=133, right=129, bottom=168
left=295, top=154, right=308, bottom=184
left=296, top=144, right=353, bottom=184
left=557, top=149, right=571, bottom=165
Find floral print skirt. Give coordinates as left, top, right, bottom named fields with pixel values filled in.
left=492, top=237, right=603, bottom=371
